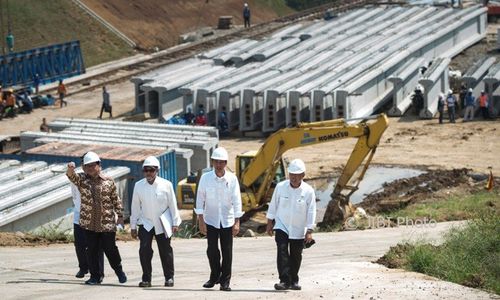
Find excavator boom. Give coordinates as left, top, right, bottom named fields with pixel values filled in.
left=240, top=114, right=389, bottom=215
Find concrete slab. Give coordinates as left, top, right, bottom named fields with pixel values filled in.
left=0, top=221, right=495, bottom=299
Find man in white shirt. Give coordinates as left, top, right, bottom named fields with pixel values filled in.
left=266, top=159, right=316, bottom=291
left=195, top=147, right=243, bottom=292
left=130, top=156, right=181, bottom=288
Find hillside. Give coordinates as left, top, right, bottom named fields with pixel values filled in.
left=81, top=0, right=294, bottom=50
left=0, top=0, right=134, bottom=67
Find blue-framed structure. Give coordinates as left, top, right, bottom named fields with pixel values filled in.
left=0, top=40, right=85, bottom=88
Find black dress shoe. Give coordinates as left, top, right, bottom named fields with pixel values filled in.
left=274, top=282, right=289, bottom=290
left=116, top=271, right=127, bottom=284
left=75, top=270, right=88, bottom=278
left=220, top=284, right=231, bottom=291
left=138, top=281, right=151, bottom=287
left=203, top=280, right=216, bottom=288
left=164, top=278, right=174, bottom=287
left=85, top=278, right=101, bottom=285
left=290, top=283, right=301, bottom=290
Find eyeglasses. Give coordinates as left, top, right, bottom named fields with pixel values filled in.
left=143, top=168, right=157, bottom=173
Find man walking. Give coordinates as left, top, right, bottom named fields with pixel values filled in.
left=195, top=147, right=242, bottom=291
left=130, top=156, right=181, bottom=288
left=99, top=86, right=112, bottom=119
left=266, top=159, right=316, bottom=291
left=71, top=174, right=105, bottom=280
left=57, top=80, right=67, bottom=108
left=66, top=151, right=127, bottom=285
left=243, top=3, right=251, bottom=28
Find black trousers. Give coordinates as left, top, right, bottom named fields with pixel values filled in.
left=138, top=226, right=174, bottom=282
left=438, top=110, right=444, bottom=124
left=74, top=224, right=104, bottom=275
left=84, top=229, right=123, bottom=280
left=275, top=229, right=304, bottom=285
left=206, top=224, right=233, bottom=285
left=244, top=17, right=250, bottom=28
left=99, top=104, right=112, bottom=118
left=481, top=107, right=489, bottom=119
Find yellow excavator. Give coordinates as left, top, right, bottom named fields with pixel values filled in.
left=176, top=113, right=389, bottom=225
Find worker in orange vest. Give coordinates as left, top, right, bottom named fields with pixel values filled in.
left=478, top=91, right=489, bottom=119
left=57, top=80, right=68, bottom=108
left=4, top=88, right=17, bottom=118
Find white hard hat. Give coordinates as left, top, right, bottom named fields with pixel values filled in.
left=468, top=88, right=473, bottom=93
left=288, top=159, right=306, bottom=174
left=83, top=151, right=100, bottom=165
left=244, top=3, right=248, bottom=7
left=211, top=147, right=228, bottom=161
left=143, top=156, right=160, bottom=169
left=448, top=89, right=453, bottom=95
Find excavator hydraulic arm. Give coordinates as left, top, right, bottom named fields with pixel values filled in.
left=240, top=114, right=389, bottom=212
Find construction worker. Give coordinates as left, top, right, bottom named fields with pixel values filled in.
left=195, top=109, right=207, bottom=126
left=5, top=88, right=16, bottom=118
left=183, top=107, right=195, bottom=124
left=99, top=86, right=112, bottom=119
left=412, top=85, right=424, bottom=115
left=463, top=88, right=475, bottom=122
left=195, top=147, right=242, bottom=292
left=446, top=89, right=457, bottom=123
left=40, top=118, right=50, bottom=133
left=266, top=159, right=316, bottom=291
left=57, top=80, right=67, bottom=108
left=243, top=3, right=251, bottom=28
left=130, top=156, right=181, bottom=288
left=437, top=93, right=445, bottom=124
left=66, top=152, right=127, bottom=285
left=34, top=74, right=41, bottom=94
left=478, top=91, right=489, bottom=119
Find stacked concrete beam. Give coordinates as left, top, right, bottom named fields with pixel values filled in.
left=39, top=118, right=218, bottom=174
left=388, top=57, right=426, bottom=116
left=131, top=5, right=487, bottom=130
left=130, top=58, right=209, bottom=114
left=418, top=57, right=451, bottom=118
left=0, top=162, right=129, bottom=232
left=461, top=56, right=497, bottom=114
left=483, top=63, right=500, bottom=95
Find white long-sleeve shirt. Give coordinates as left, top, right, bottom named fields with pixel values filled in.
left=195, top=170, right=243, bottom=229
left=130, top=176, right=181, bottom=235
left=71, top=182, right=82, bottom=224
left=266, top=180, right=316, bottom=239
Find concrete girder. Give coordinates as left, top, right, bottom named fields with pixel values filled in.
left=418, top=57, right=451, bottom=119
left=388, top=57, right=426, bottom=116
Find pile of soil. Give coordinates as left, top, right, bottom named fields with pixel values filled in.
left=0, top=231, right=134, bottom=247
left=0, top=232, right=62, bottom=247
left=359, top=168, right=472, bottom=214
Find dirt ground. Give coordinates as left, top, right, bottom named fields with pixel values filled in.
left=81, top=0, right=287, bottom=50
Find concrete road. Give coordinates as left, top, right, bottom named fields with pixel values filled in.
left=0, top=221, right=496, bottom=300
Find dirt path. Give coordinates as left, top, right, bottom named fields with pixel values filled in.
left=0, top=221, right=496, bottom=299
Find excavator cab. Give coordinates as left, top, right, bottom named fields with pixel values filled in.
left=236, top=150, right=287, bottom=211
